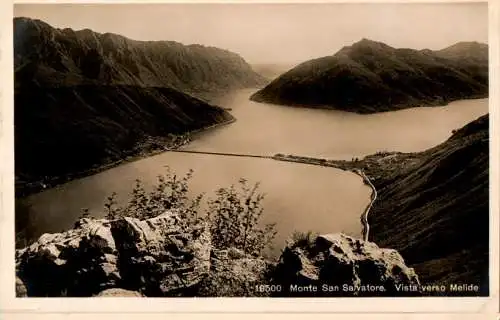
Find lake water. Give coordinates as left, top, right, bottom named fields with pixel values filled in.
left=16, top=89, right=488, bottom=253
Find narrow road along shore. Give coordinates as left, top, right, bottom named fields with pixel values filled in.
left=353, top=169, right=377, bottom=241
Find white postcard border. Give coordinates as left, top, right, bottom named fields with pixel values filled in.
left=1, top=0, right=498, bottom=316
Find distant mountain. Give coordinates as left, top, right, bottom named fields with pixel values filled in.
left=368, top=114, right=489, bottom=294
left=14, top=17, right=268, bottom=195
left=14, top=17, right=267, bottom=101
left=435, top=41, right=488, bottom=64
left=250, top=39, right=488, bottom=113
left=252, top=63, right=296, bottom=81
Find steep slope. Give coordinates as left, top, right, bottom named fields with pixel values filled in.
left=14, top=17, right=267, bottom=101
left=251, top=39, right=488, bottom=113
left=15, top=84, right=234, bottom=196
left=14, top=17, right=268, bottom=196
left=367, top=114, right=489, bottom=295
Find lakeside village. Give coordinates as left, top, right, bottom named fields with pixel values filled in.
left=259, top=283, right=482, bottom=294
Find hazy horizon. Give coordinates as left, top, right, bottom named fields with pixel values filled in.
left=14, top=3, right=488, bottom=65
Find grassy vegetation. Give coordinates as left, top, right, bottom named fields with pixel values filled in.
left=288, top=230, right=318, bottom=251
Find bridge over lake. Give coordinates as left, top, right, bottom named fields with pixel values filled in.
left=167, top=149, right=272, bottom=159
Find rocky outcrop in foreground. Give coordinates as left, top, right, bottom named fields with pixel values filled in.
left=272, top=233, right=420, bottom=297
left=15, top=211, right=419, bottom=297
left=16, top=211, right=211, bottom=297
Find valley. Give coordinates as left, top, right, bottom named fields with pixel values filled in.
left=13, top=14, right=491, bottom=297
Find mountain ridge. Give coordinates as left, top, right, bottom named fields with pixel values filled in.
left=250, top=38, right=488, bottom=113
left=14, top=17, right=267, bottom=101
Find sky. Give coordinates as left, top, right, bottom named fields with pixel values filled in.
left=14, top=3, right=488, bottom=65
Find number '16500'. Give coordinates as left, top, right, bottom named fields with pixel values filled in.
left=255, top=285, right=282, bottom=293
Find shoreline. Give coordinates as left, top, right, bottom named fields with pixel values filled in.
left=270, top=151, right=423, bottom=242
left=270, top=154, right=380, bottom=240
left=15, top=117, right=236, bottom=198
left=353, top=169, right=377, bottom=241
left=146, top=148, right=378, bottom=240
left=18, top=136, right=401, bottom=245
left=250, top=95, right=488, bottom=115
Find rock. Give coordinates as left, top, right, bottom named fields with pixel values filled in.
left=196, top=248, right=273, bottom=297
left=16, top=277, right=28, bottom=297
left=15, top=210, right=211, bottom=297
left=95, top=288, right=143, bottom=297
left=227, top=247, right=245, bottom=259
left=16, top=218, right=120, bottom=297
left=15, top=208, right=421, bottom=298
left=110, top=211, right=211, bottom=296
left=273, top=233, right=420, bottom=297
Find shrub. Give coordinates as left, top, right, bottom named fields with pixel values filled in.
left=93, top=167, right=277, bottom=256
left=103, top=192, right=121, bottom=220
left=207, top=178, right=277, bottom=256
left=101, top=166, right=203, bottom=222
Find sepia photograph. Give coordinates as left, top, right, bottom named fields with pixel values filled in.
left=10, top=2, right=490, bottom=299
